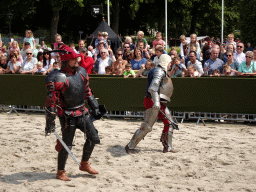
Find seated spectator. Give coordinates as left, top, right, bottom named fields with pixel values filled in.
left=105, top=66, right=113, bottom=75
left=112, top=49, right=127, bottom=75
left=136, top=59, right=153, bottom=77
left=93, top=48, right=113, bottom=74
left=222, top=65, right=234, bottom=76
left=204, top=48, right=224, bottom=75
left=79, top=47, right=94, bottom=74
left=35, top=61, right=46, bottom=73
left=6, top=52, right=21, bottom=74
left=211, top=69, right=220, bottom=76
left=234, top=42, right=246, bottom=65
left=153, top=45, right=164, bottom=66
left=42, top=50, right=54, bottom=75
left=236, top=51, right=256, bottom=76
left=137, top=41, right=150, bottom=59
left=20, top=49, right=38, bottom=74
left=185, top=65, right=200, bottom=77
left=225, top=51, right=239, bottom=71
left=0, top=56, right=8, bottom=74
left=187, top=51, right=204, bottom=75
left=123, top=63, right=136, bottom=78
left=169, top=56, right=187, bottom=77
left=130, top=48, right=147, bottom=70
left=124, top=36, right=135, bottom=50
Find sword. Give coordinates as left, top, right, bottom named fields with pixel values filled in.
left=53, top=130, right=81, bottom=167
left=159, top=109, right=179, bottom=130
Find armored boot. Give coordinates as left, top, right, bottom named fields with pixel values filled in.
left=56, top=170, right=70, bottom=181
left=160, top=131, right=179, bottom=153
left=79, top=161, right=99, bottom=174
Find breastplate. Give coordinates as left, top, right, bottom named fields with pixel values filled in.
left=62, top=72, right=85, bottom=108
left=159, top=76, right=173, bottom=102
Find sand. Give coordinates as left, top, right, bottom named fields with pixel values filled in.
left=0, top=113, right=255, bottom=192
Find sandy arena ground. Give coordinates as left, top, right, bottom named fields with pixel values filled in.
left=0, top=112, right=255, bottom=192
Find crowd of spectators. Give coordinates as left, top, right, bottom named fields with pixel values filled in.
left=0, top=30, right=256, bottom=78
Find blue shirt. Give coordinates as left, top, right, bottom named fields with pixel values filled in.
left=204, top=58, right=224, bottom=74
left=131, top=58, right=147, bottom=70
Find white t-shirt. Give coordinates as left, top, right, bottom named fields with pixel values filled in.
left=43, top=59, right=55, bottom=70
left=22, top=58, right=38, bottom=71
left=98, top=58, right=110, bottom=74
left=234, top=52, right=246, bottom=65
left=7, top=61, right=21, bottom=71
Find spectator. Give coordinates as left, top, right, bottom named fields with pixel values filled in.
left=41, top=41, right=47, bottom=49
left=9, top=41, right=20, bottom=52
left=35, top=61, right=46, bottom=73
left=93, top=48, right=113, bottom=74
left=212, top=69, right=220, bottom=76
left=42, top=50, right=54, bottom=75
left=70, top=43, right=79, bottom=54
left=87, top=45, right=94, bottom=57
left=125, top=50, right=133, bottom=63
left=185, top=65, right=200, bottom=77
left=79, top=47, right=94, bottom=74
left=188, top=34, right=201, bottom=58
left=225, top=34, right=236, bottom=50
left=123, top=43, right=131, bottom=60
left=135, top=31, right=148, bottom=50
left=153, top=45, right=164, bottom=66
left=168, top=49, right=177, bottom=59
left=204, top=48, right=224, bottom=75
left=23, top=30, right=36, bottom=50
left=20, top=49, right=38, bottom=74
left=136, top=59, right=153, bottom=77
left=152, top=32, right=165, bottom=50
left=137, top=41, right=150, bottom=59
left=123, top=63, right=136, bottom=78
left=116, top=68, right=124, bottom=76
left=236, top=51, right=256, bottom=76
left=180, top=43, right=189, bottom=66
left=37, top=52, right=44, bottom=63
left=103, top=32, right=111, bottom=49
left=78, top=40, right=86, bottom=50
left=124, top=36, right=135, bottom=50
left=169, top=56, right=187, bottom=77
left=112, top=49, right=127, bottom=75
left=52, top=61, right=60, bottom=71
left=179, top=34, right=187, bottom=61
left=234, top=42, right=246, bottom=65
left=213, top=44, right=227, bottom=63
left=222, top=65, right=234, bottom=76
left=6, top=52, right=21, bottom=74
left=105, top=66, right=113, bottom=75
left=37, top=45, right=43, bottom=53
left=11, top=49, right=23, bottom=64
left=95, top=31, right=107, bottom=50
left=253, top=48, right=256, bottom=62
left=225, top=51, right=239, bottom=71
left=187, top=51, right=204, bottom=75
left=21, top=42, right=32, bottom=59
left=0, top=56, right=8, bottom=74
left=148, top=49, right=156, bottom=60
left=202, top=43, right=211, bottom=66
left=130, top=48, right=147, bottom=70
left=54, top=34, right=63, bottom=50
left=246, top=42, right=253, bottom=52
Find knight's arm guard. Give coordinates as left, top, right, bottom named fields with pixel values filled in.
left=148, top=67, right=165, bottom=109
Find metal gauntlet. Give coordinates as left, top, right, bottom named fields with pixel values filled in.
left=151, top=91, right=160, bottom=109
left=45, top=107, right=56, bottom=135
left=87, top=95, right=101, bottom=120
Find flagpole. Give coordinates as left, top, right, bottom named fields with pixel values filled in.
left=165, top=0, right=167, bottom=52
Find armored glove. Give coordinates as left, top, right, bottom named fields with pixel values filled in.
left=45, top=108, right=56, bottom=135
left=151, top=91, right=160, bottom=109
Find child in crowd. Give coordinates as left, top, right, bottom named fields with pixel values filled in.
left=10, top=41, right=20, bottom=52
left=105, top=66, right=112, bottom=75
left=54, top=34, right=63, bottom=50
left=36, top=61, right=46, bottom=73
left=179, top=35, right=186, bottom=61
left=116, top=68, right=124, bottom=76
left=23, top=30, right=36, bottom=50
left=69, top=43, right=79, bottom=54
left=212, top=69, right=220, bottom=76
left=52, top=61, right=60, bottom=71
left=123, top=63, right=136, bottom=78
left=135, top=31, right=148, bottom=51
left=185, top=65, right=200, bottom=77
left=153, top=32, right=165, bottom=50
left=169, top=56, right=187, bottom=77
left=103, top=32, right=111, bottom=49
left=188, top=34, right=201, bottom=57
left=41, top=41, right=47, bottom=49
left=0, top=56, right=8, bottom=74
left=225, top=34, right=237, bottom=50
left=95, top=31, right=107, bottom=50
left=222, top=64, right=234, bottom=76
left=136, top=60, right=153, bottom=77
left=125, top=36, right=135, bottom=50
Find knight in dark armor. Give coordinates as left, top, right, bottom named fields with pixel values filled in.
left=125, top=54, right=179, bottom=154
left=45, top=45, right=103, bottom=181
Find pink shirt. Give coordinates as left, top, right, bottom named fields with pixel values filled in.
left=153, top=39, right=165, bottom=46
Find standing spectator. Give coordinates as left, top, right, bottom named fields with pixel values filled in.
left=130, top=48, right=147, bottom=70
left=179, top=34, right=187, bottom=61
left=246, top=43, right=253, bottom=52
left=188, top=34, right=201, bottom=57
left=41, top=41, right=47, bottom=49
left=225, top=51, right=239, bottom=71
left=112, top=49, right=127, bottom=75
left=236, top=51, right=256, bottom=76
left=6, top=53, right=21, bottom=74
left=20, top=49, right=38, bottom=74
left=123, top=63, right=136, bottom=78
left=180, top=43, right=189, bottom=66
left=135, top=31, right=148, bottom=50
left=79, top=47, right=94, bottom=74
left=234, top=42, right=246, bottom=65
left=42, top=50, right=54, bottom=75
left=23, top=30, right=36, bottom=50
left=93, top=48, right=113, bottom=74
left=204, top=48, right=224, bottom=75
left=152, top=32, right=165, bottom=50
left=0, top=56, right=8, bottom=74
left=187, top=51, right=204, bottom=75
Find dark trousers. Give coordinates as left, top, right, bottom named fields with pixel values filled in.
left=57, top=114, right=100, bottom=170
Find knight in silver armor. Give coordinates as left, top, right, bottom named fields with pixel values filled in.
left=125, top=54, right=179, bottom=154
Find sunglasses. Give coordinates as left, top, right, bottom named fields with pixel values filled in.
left=185, top=47, right=189, bottom=49
left=26, top=53, right=33, bottom=55
left=226, top=55, right=232, bottom=57
left=44, top=53, right=49, bottom=55
left=101, top=52, right=107, bottom=54
left=117, top=54, right=123, bottom=56
left=246, top=56, right=252, bottom=58
left=124, top=47, right=130, bottom=48
left=237, top=46, right=243, bottom=48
